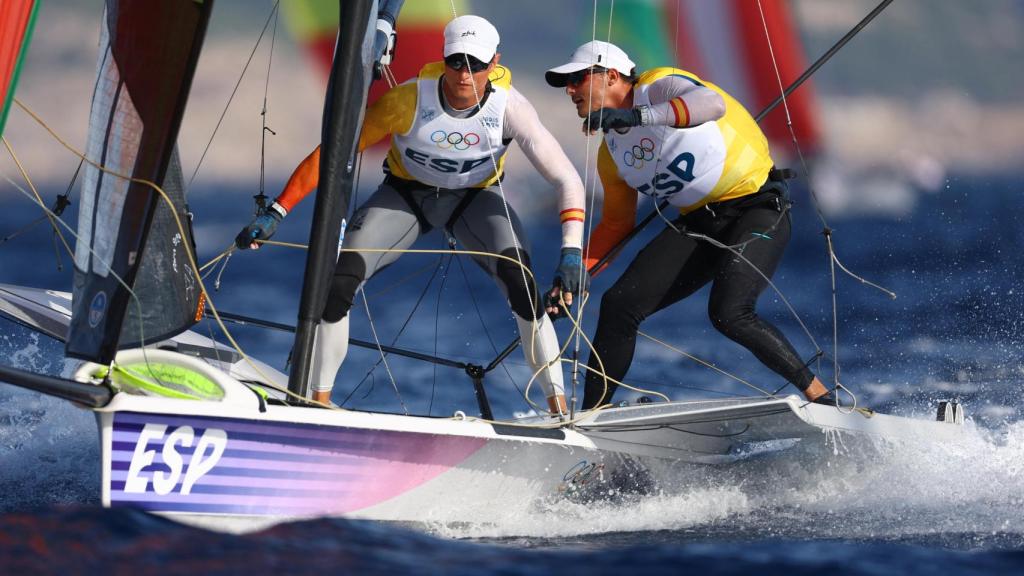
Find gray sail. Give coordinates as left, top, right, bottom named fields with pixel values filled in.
left=67, top=0, right=213, bottom=363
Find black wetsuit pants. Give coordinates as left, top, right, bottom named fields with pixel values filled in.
left=582, top=184, right=815, bottom=409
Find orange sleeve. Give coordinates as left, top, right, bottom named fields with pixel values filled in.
left=584, top=141, right=638, bottom=276
left=275, top=145, right=321, bottom=213
left=274, top=83, right=416, bottom=213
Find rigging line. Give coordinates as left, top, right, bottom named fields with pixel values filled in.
left=1, top=136, right=73, bottom=259
left=567, top=0, right=618, bottom=418
left=686, top=228, right=820, bottom=353
left=575, top=0, right=617, bottom=336
left=359, top=285, right=408, bottom=414
left=365, top=258, right=445, bottom=302
left=253, top=241, right=542, bottom=286
left=447, top=1, right=542, bottom=375
left=340, top=254, right=446, bottom=407
left=754, top=1, right=879, bottom=407
left=0, top=214, right=46, bottom=246
left=429, top=253, right=455, bottom=416
left=212, top=251, right=232, bottom=291
left=256, top=1, right=281, bottom=209
left=187, top=0, right=281, bottom=188
left=637, top=330, right=773, bottom=396
left=12, top=98, right=334, bottom=411
left=454, top=253, right=521, bottom=394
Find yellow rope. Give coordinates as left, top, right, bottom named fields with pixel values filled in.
left=1, top=135, right=74, bottom=258
left=12, top=96, right=702, bottom=423
left=13, top=97, right=334, bottom=410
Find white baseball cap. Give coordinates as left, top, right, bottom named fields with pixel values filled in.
left=545, top=41, right=636, bottom=87
left=443, top=15, right=500, bottom=63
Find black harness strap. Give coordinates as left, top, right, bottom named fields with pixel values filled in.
left=385, top=175, right=433, bottom=233
left=768, top=167, right=796, bottom=182
left=703, top=166, right=795, bottom=219
left=444, top=189, right=481, bottom=241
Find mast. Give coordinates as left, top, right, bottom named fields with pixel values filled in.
left=288, top=0, right=376, bottom=398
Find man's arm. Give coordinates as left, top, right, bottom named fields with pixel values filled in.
left=505, top=87, right=585, bottom=249
left=640, top=73, right=725, bottom=128
left=583, top=141, right=637, bottom=275
left=275, top=82, right=417, bottom=213
left=235, top=83, right=416, bottom=249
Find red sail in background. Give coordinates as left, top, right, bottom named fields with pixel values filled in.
left=0, top=0, right=39, bottom=135
left=730, top=0, right=820, bottom=155
left=603, top=0, right=822, bottom=158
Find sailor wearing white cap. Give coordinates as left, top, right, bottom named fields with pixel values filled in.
left=238, top=16, right=587, bottom=416
left=546, top=41, right=836, bottom=409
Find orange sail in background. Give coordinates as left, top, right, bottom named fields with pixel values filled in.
left=1, top=0, right=39, bottom=135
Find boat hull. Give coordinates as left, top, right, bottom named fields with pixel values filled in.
left=96, top=393, right=644, bottom=531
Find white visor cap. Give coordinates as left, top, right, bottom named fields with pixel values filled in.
left=546, top=40, right=636, bottom=87
left=443, top=15, right=500, bottom=63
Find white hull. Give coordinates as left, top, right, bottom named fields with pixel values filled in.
left=2, top=284, right=965, bottom=532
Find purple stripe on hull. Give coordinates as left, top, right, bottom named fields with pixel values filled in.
left=115, top=423, right=410, bottom=457
left=111, top=443, right=374, bottom=466
left=110, top=470, right=362, bottom=491
left=108, top=411, right=487, bottom=516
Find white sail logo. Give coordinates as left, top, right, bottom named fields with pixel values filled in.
left=124, top=424, right=228, bottom=496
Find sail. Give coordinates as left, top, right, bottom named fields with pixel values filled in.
left=67, top=0, right=213, bottom=363
left=0, top=0, right=39, bottom=135
left=597, top=0, right=822, bottom=156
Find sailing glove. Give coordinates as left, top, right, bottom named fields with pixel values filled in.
left=235, top=202, right=286, bottom=250
left=584, top=106, right=645, bottom=133
left=553, top=247, right=588, bottom=296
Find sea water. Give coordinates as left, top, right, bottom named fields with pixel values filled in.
left=1, top=177, right=1022, bottom=574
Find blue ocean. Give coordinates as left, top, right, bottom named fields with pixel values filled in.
left=1, top=174, right=1023, bottom=574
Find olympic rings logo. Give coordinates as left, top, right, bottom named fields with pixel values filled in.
left=430, top=130, right=481, bottom=151
left=622, top=138, right=656, bottom=169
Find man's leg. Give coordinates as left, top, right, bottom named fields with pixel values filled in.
left=705, top=207, right=818, bottom=397
left=311, top=184, right=422, bottom=404
left=451, top=188, right=567, bottom=415
left=582, top=224, right=717, bottom=409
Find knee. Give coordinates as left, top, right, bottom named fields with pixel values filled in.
left=708, top=301, right=755, bottom=337
left=496, top=248, right=540, bottom=320
left=599, top=285, right=642, bottom=328
left=322, top=253, right=366, bottom=322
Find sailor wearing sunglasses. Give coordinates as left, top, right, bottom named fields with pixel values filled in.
left=237, top=15, right=586, bottom=415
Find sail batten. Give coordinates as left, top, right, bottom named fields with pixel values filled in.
left=67, top=0, right=214, bottom=363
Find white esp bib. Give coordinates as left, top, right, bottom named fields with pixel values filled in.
left=391, top=79, right=509, bottom=189
left=605, top=84, right=727, bottom=208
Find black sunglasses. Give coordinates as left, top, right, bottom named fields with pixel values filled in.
left=564, top=67, right=607, bottom=86
left=444, top=53, right=491, bottom=73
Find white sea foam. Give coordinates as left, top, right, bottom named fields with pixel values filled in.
left=433, top=418, right=1024, bottom=540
